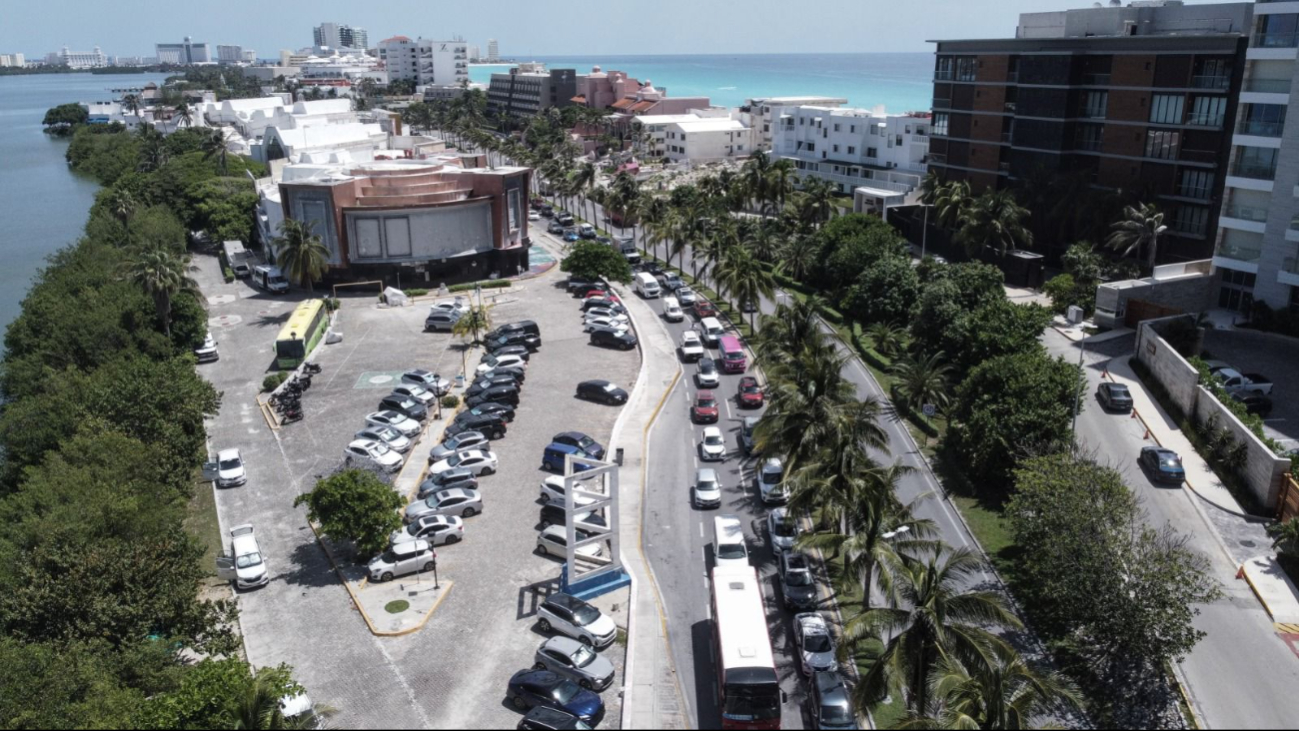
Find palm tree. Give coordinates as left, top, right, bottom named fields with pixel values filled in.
left=756, top=345, right=859, bottom=477
left=1267, top=517, right=1299, bottom=557
left=1106, top=202, right=1166, bottom=272
left=201, top=127, right=230, bottom=175
left=230, top=674, right=330, bottom=730
left=868, top=321, right=907, bottom=361
left=452, top=303, right=493, bottom=352
left=891, top=351, right=953, bottom=416
left=800, top=177, right=838, bottom=229
left=120, top=241, right=198, bottom=337
left=639, top=196, right=671, bottom=262
left=954, top=189, right=1033, bottom=257
left=777, top=233, right=819, bottom=284
left=121, top=94, right=141, bottom=117
left=753, top=294, right=828, bottom=364
left=768, top=158, right=798, bottom=214
left=846, top=546, right=1022, bottom=713
left=173, top=102, right=193, bottom=129
left=742, top=152, right=772, bottom=212
left=106, top=187, right=137, bottom=238
left=900, top=647, right=1080, bottom=730
left=272, top=219, right=330, bottom=293
left=933, top=180, right=972, bottom=230
left=918, top=170, right=945, bottom=207
left=714, top=247, right=776, bottom=332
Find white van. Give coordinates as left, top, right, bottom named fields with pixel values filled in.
left=634, top=271, right=662, bottom=299
left=699, top=316, right=725, bottom=346
left=662, top=296, right=684, bottom=322
left=714, top=514, right=749, bottom=567
left=252, top=265, right=289, bottom=294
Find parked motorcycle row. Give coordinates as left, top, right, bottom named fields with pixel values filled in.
left=270, top=363, right=322, bottom=424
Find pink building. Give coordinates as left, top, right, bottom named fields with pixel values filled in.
left=571, top=66, right=710, bottom=116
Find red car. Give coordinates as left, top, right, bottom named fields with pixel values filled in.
left=738, top=376, right=764, bottom=408
left=581, top=288, right=616, bottom=301
left=694, top=299, right=719, bottom=318
left=691, top=390, right=720, bottom=423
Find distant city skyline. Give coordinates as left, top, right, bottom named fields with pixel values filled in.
left=0, top=0, right=1243, bottom=60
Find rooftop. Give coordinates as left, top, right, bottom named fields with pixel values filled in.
left=671, top=118, right=748, bottom=133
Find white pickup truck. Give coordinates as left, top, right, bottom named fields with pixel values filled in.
left=1214, top=368, right=1274, bottom=396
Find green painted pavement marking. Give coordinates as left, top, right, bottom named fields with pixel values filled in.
left=353, top=371, right=408, bottom=389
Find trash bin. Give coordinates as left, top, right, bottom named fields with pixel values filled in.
left=455, top=373, right=465, bottom=389
left=615, top=447, right=624, bottom=466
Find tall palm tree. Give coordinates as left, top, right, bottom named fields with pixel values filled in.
left=452, top=303, right=493, bottom=347
left=891, top=351, right=953, bottom=415
left=756, top=345, right=859, bottom=477
left=900, top=646, right=1080, bottom=730
left=201, top=127, right=230, bottom=175
left=777, top=232, right=819, bottom=284
left=846, top=546, right=1023, bottom=714
left=106, top=187, right=137, bottom=238
left=1106, top=202, right=1165, bottom=272
left=172, top=102, right=193, bottom=129
left=768, top=158, right=798, bottom=214
left=753, top=294, right=828, bottom=364
left=714, top=247, right=776, bottom=332
left=867, top=321, right=907, bottom=361
left=121, top=94, right=141, bottom=117
left=742, top=152, right=772, bottom=211
left=120, top=241, right=198, bottom=337
left=640, top=196, right=671, bottom=262
left=800, top=177, right=838, bottom=229
left=954, top=189, right=1033, bottom=257
left=272, top=219, right=330, bottom=293
left=918, top=170, right=945, bottom=207
left=933, top=180, right=972, bottom=230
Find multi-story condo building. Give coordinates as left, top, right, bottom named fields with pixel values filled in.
left=314, top=23, right=368, bottom=51
left=486, top=63, right=576, bottom=119
left=217, top=45, right=245, bottom=64
left=929, top=1, right=1253, bottom=263
left=379, top=37, right=469, bottom=88
left=468, top=45, right=480, bottom=62
left=0, top=53, right=26, bottom=67
left=45, top=46, right=108, bottom=69
left=1211, top=0, right=1299, bottom=314
left=156, top=38, right=212, bottom=65
left=743, top=96, right=849, bottom=149
left=487, top=39, right=500, bottom=62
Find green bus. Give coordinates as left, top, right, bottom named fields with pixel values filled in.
left=275, top=299, right=329, bottom=369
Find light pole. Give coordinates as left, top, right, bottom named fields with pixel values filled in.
left=920, top=203, right=932, bottom=260
left=1150, top=223, right=1168, bottom=297
left=1071, top=340, right=1086, bottom=449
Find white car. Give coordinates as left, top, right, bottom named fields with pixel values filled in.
left=429, top=449, right=498, bottom=477
left=401, top=369, right=452, bottom=396
left=345, top=439, right=404, bottom=473
left=768, top=507, right=799, bottom=552
left=794, top=612, right=838, bottom=676
left=216, top=524, right=269, bottom=590
left=693, top=467, right=722, bottom=509
left=477, top=353, right=526, bottom=374
left=676, top=286, right=698, bottom=306
left=430, top=297, right=470, bottom=317
left=365, top=410, right=422, bottom=438
left=700, top=426, right=727, bottom=462
left=537, top=525, right=605, bottom=560
left=215, top=447, right=247, bottom=488
left=390, top=514, right=464, bottom=547
left=367, top=539, right=436, bottom=582
left=583, top=314, right=630, bottom=332
left=756, top=457, right=787, bottom=505
left=696, top=357, right=720, bottom=387
left=540, top=475, right=600, bottom=508
left=405, top=487, right=483, bottom=523
left=584, top=306, right=624, bottom=321
left=390, top=383, right=438, bottom=406
left=537, top=592, right=619, bottom=649
left=528, top=210, right=541, bottom=221
left=355, top=425, right=413, bottom=454
left=680, top=331, right=705, bottom=362
left=195, top=332, right=219, bottom=362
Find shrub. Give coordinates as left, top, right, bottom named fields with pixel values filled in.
left=221, top=266, right=235, bottom=283
left=440, top=394, right=460, bottom=409
left=449, top=279, right=511, bottom=293
left=403, top=288, right=428, bottom=298
left=262, top=371, right=289, bottom=392
left=322, top=297, right=340, bottom=312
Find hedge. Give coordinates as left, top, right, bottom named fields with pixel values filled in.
left=262, top=371, right=289, bottom=392
left=449, top=279, right=511, bottom=293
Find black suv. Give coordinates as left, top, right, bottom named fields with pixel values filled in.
left=462, top=402, right=516, bottom=423
left=378, top=395, right=428, bottom=422
left=468, top=373, right=521, bottom=395
left=445, top=413, right=506, bottom=440
left=488, top=320, right=542, bottom=338
left=485, top=330, right=541, bottom=352
left=576, top=379, right=629, bottom=405
left=590, top=329, right=637, bottom=350
left=466, top=385, right=521, bottom=408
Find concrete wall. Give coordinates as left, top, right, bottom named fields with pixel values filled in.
left=1094, top=262, right=1218, bottom=329
left=1136, top=317, right=1201, bottom=417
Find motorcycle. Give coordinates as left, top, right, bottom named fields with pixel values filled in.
left=280, top=408, right=304, bottom=424
left=303, top=362, right=323, bottom=375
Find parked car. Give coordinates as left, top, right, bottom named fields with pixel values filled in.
left=537, top=525, right=605, bottom=560
left=365, top=410, right=422, bottom=437
left=429, top=431, right=490, bottom=463
left=539, top=476, right=600, bottom=508
left=581, top=286, right=614, bottom=300
left=778, top=551, right=818, bottom=611
left=578, top=223, right=597, bottom=239
left=405, top=487, right=483, bottom=523
left=541, top=206, right=555, bottom=218
left=566, top=277, right=603, bottom=294
left=487, top=343, right=533, bottom=362
left=517, top=705, right=593, bottom=730
left=692, top=390, right=720, bottom=423
left=391, top=515, right=464, bottom=547
left=552, top=431, right=606, bottom=460
left=417, top=468, right=478, bottom=500
left=1096, top=382, right=1134, bottom=412
left=543, top=443, right=596, bottom=473
left=700, top=426, right=727, bottom=461
left=345, top=438, right=404, bottom=473
left=469, top=373, right=523, bottom=395
left=693, top=467, right=722, bottom=509
left=402, top=369, right=452, bottom=396
left=367, top=539, right=435, bottom=582
left=430, top=297, right=470, bottom=317
left=533, top=636, right=616, bottom=691
left=584, top=306, right=624, bottom=323
left=675, top=286, right=697, bottom=307
left=216, top=448, right=247, bottom=488
left=1214, top=368, right=1273, bottom=396
left=195, top=332, right=220, bottom=363
left=589, top=329, right=638, bottom=350
left=737, top=376, right=764, bottom=408
left=486, top=331, right=542, bottom=352
left=379, top=394, right=429, bottom=422
left=576, top=379, right=629, bottom=405
left=1232, top=391, right=1274, bottom=417
left=447, top=412, right=507, bottom=440
left=537, top=592, right=618, bottom=648
left=696, top=357, right=720, bottom=387
left=680, top=331, right=705, bottom=362
left=479, top=353, right=528, bottom=374
left=583, top=314, right=631, bottom=332
left=356, top=425, right=413, bottom=454
left=481, top=364, right=528, bottom=384
left=768, top=507, right=800, bottom=552
left=794, top=613, right=838, bottom=677
left=739, top=416, right=760, bottom=456
left=216, top=524, right=270, bottom=590
left=756, top=457, right=787, bottom=504
left=391, top=383, right=438, bottom=406
left=466, top=385, right=521, bottom=409
left=810, top=671, right=859, bottom=730
left=505, top=670, right=603, bottom=724
left=557, top=213, right=575, bottom=227
left=463, top=402, right=517, bottom=423
left=430, top=449, right=499, bottom=477
left=489, top=320, right=542, bottom=339
left=694, top=299, right=719, bottom=318
left=540, top=504, right=608, bottom=530
left=529, top=210, right=541, bottom=221
left=424, top=310, right=462, bottom=332
left=563, top=230, right=580, bottom=243
left=1139, top=446, right=1186, bottom=484
left=548, top=220, right=566, bottom=235
left=581, top=296, right=624, bottom=313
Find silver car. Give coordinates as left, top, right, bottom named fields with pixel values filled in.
left=692, top=468, right=722, bottom=509
left=390, top=515, right=464, bottom=547
left=533, top=636, right=617, bottom=691
left=428, top=431, right=489, bottom=464
left=768, top=507, right=799, bottom=552
left=794, top=612, right=838, bottom=676
left=367, top=539, right=435, bottom=582
left=355, top=425, right=413, bottom=454
left=390, top=383, right=438, bottom=406
left=401, top=369, right=452, bottom=396
left=365, top=410, right=422, bottom=438
left=404, top=487, right=482, bottom=523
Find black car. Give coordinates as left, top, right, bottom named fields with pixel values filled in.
left=576, top=379, right=629, bottom=405
left=450, top=411, right=508, bottom=439
left=540, top=206, right=555, bottom=218
left=1139, top=446, right=1186, bottom=484
left=552, top=431, right=606, bottom=460
left=417, top=468, right=479, bottom=499
left=467, top=387, right=521, bottom=409
left=1232, top=391, right=1274, bottom=417
left=810, top=671, right=859, bottom=730
left=590, top=329, right=637, bottom=350
left=481, top=364, right=528, bottom=384
left=506, top=670, right=603, bottom=724
left=1097, top=382, right=1134, bottom=412
left=487, top=343, right=533, bottom=361
left=642, top=261, right=663, bottom=275
left=518, top=706, right=592, bottom=731
left=464, top=402, right=516, bottom=423
left=379, top=395, right=429, bottom=422
left=540, top=504, right=609, bottom=530
left=566, top=276, right=602, bottom=293
left=489, top=320, right=542, bottom=339
left=739, top=416, right=760, bottom=456
left=486, top=331, right=542, bottom=352
left=581, top=297, right=625, bottom=314
left=469, top=373, right=522, bottom=394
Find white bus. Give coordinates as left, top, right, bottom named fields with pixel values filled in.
left=710, top=563, right=782, bottom=729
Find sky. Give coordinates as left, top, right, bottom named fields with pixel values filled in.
left=0, top=0, right=1240, bottom=58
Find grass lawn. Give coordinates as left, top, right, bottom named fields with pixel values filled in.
left=184, top=475, right=223, bottom=586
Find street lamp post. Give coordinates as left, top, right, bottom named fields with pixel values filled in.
left=1150, top=224, right=1169, bottom=297
left=1071, top=340, right=1086, bottom=450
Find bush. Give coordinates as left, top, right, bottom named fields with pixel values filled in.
left=262, top=372, right=289, bottom=392
left=449, top=279, right=511, bottom=293
left=221, top=266, right=235, bottom=283
left=440, top=394, right=460, bottom=409
left=322, top=297, right=340, bottom=312
left=403, top=288, right=428, bottom=298
left=293, top=469, right=404, bottom=559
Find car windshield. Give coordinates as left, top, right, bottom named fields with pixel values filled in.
left=764, top=466, right=784, bottom=482
left=786, top=570, right=813, bottom=587
left=701, top=360, right=715, bottom=372
left=447, top=453, right=465, bottom=467
left=1162, top=456, right=1182, bottom=468
left=571, top=644, right=596, bottom=667
left=572, top=604, right=601, bottom=626
left=550, top=679, right=581, bottom=704
left=219, top=456, right=242, bottom=470
left=772, top=519, right=796, bottom=537
left=705, top=434, right=724, bottom=446
left=717, top=543, right=747, bottom=559
left=370, top=442, right=391, bottom=456
left=374, top=427, right=398, bottom=441
left=602, top=384, right=618, bottom=392
left=236, top=552, right=263, bottom=569
left=821, top=700, right=854, bottom=723
left=698, top=397, right=716, bottom=408
left=378, top=551, right=397, bottom=564
left=405, top=523, right=424, bottom=536
left=803, top=633, right=832, bottom=653
left=743, top=383, right=760, bottom=393
left=698, top=479, right=717, bottom=493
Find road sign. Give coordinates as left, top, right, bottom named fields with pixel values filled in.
left=922, top=403, right=937, bottom=417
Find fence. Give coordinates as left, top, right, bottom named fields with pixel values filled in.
left=1281, top=476, right=1299, bottom=523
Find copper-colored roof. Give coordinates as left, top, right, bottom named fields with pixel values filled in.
left=611, top=98, right=635, bottom=110
left=630, top=101, right=656, bottom=113
left=381, top=35, right=412, bottom=43
left=570, top=95, right=587, bottom=103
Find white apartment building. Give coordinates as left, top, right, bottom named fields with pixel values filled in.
left=0, top=53, right=26, bottom=67
left=1211, top=1, right=1299, bottom=316
left=771, top=105, right=931, bottom=211
left=744, top=96, right=848, bottom=150
left=468, top=45, right=481, bottom=61
left=487, top=39, right=499, bottom=62
left=216, top=45, right=245, bottom=64
left=642, top=112, right=754, bottom=164
left=314, top=23, right=367, bottom=51
left=378, top=37, right=469, bottom=87
left=156, top=38, right=211, bottom=65
left=633, top=108, right=733, bottom=159
left=45, top=46, right=108, bottom=69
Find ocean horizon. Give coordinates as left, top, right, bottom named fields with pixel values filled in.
left=470, top=51, right=935, bottom=113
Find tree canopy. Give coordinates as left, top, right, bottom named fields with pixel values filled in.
left=560, top=240, right=633, bottom=284
left=294, top=470, right=404, bottom=559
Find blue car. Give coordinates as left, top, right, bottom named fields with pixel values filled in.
left=507, top=670, right=603, bottom=725
left=552, top=431, right=606, bottom=461
left=1139, top=446, right=1185, bottom=484
left=543, top=443, right=595, bottom=473
left=563, top=231, right=580, bottom=242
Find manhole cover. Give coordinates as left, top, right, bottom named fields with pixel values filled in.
left=367, top=375, right=394, bottom=385
left=208, top=314, right=243, bottom=328
left=1240, top=539, right=1257, bottom=548
left=207, top=294, right=237, bottom=306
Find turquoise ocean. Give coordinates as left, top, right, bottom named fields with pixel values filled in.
left=470, top=52, right=936, bottom=113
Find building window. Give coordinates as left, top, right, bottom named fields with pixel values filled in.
left=807, top=142, right=815, bottom=151
left=867, top=147, right=878, bottom=158
left=1178, top=170, right=1214, bottom=200
left=1149, top=94, right=1185, bottom=124
left=833, top=123, right=840, bottom=132
left=848, top=146, right=856, bottom=154
left=932, top=113, right=949, bottom=136
left=1081, top=91, right=1108, bottom=119
left=956, top=56, right=977, bottom=82
left=1218, top=268, right=1256, bottom=312
left=1240, top=103, right=1287, bottom=137
left=1075, top=123, right=1104, bottom=152
left=1234, top=146, right=1279, bottom=179
left=1144, top=130, right=1180, bottom=160
left=1172, top=205, right=1209, bottom=236
left=1188, top=96, right=1227, bottom=127
left=850, top=125, right=855, bottom=133
left=833, top=144, right=839, bottom=153
left=936, top=56, right=955, bottom=81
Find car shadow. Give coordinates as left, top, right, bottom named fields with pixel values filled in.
left=691, top=619, right=720, bottom=728
left=516, top=575, right=563, bottom=622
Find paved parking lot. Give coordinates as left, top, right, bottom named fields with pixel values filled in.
left=201, top=239, right=639, bottom=728
left=1203, top=327, right=1299, bottom=450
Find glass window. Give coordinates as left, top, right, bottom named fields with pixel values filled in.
left=1075, top=123, right=1104, bottom=152
left=936, top=57, right=954, bottom=80
left=932, top=113, right=949, bottom=136
left=1173, top=205, right=1209, bottom=236
left=1144, top=130, right=1180, bottom=160
left=1235, top=146, right=1279, bottom=178
left=1082, top=91, right=1108, bottom=119
left=1188, top=96, right=1227, bottom=126
left=1178, top=170, right=1214, bottom=199
left=956, top=56, right=977, bottom=81
left=1149, top=94, right=1185, bottom=124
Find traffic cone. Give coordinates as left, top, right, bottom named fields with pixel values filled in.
left=1144, top=428, right=1151, bottom=440
left=1237, top=564, right=1246, bottom=580
left=1102, top=367, right=1109, bottom=378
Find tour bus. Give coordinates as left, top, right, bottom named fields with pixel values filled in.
left=719, top=335, right=747, bottom=374
left=274, top=299, right=329, bottom=369
left=711, top=563, right=782, bottom=729
left=634, top=271, right=662, bottom=298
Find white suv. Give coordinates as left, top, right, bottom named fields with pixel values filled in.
left=368, top=540, right=436, bottom=582
left=216, top=448, right=247, bottom=488
left=537, top=592, right=618, bottom=649
left=756, top=457, right=787, bottom=505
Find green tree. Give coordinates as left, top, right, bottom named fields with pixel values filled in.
left=120, top=240, right=199, bottom=337
left=891, top=351, right=953, bottom=415
left=106, top=187, right=138, bottom=239
left=560, top=240, right=633, bottom=284
left=841, top=256, right=919, bottom=327
left=867, top=321, right=907, bottom=361
left=137, top=658, right=303, bottom=730
left=933, top=179, right=972, bottom=230
left=901, top=646, right=1081, bottom=730
left=293, top=470, right=403, bottom=559
left=1269, top=518, right=1299, bottom=558
left=42, top=103, right=89, bottom=134
left=201, top=127, right=230, bottom=175
left=1106, top=203, right=1165, bottom=272
left=714, top=246, right=776, bottom=332
left=954, top=189, right=1033, bottom=257
left=943, top=299, right=1055, bottom=375
left=172, top=103, right=193, bottom=129
left=452, top=303, right=494, bottom=350
left=272, top=219, right=330, bottom=293
left=0, top=638, right=145, bottom=728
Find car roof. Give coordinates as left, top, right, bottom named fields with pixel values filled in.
left=697, top=467, right=718, bottom=481
left=392, top=539, right=430, bottom=555
left=556, top=431, right=590, bottom=441
left=581, top=379, right=611, bottom=387
left=798, top=613, right=830, bottom=633
left=547, top=442, right=583, bottom=454
left=436, top=487, right=476, bottom=501
left=697, top=390, right=715, bottom=399
left=218, top=448, right=240, bottom=460
left=544, top=592, right=589, bottom=611
left=406, top=368, right=432, bottom=376
left=814, top=670, right=850, bottom=697
left=703, top=426, right=723, bottom=437
left=348, top=439, right=380, bottom=450
left=543, top=635, right=583, bottom=654
left=771, top=506, right=789, bottom=521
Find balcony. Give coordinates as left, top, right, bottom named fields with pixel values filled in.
left=1187, top=112, right=1225, bottom=127
left=935, top=70, right=954, bottom=81
left=1237, top=119, right=1286, bottom=137
left=1216, top=243, right=1264, bottom=262
left=1075, top=137, right=1103, bottom=152
left=1225, top=202, right=1269, bottom=222
left=1081, top=73, right=1111, bottom=86
left=929, top=153, right=948, bottom=165
left=932, top=97, right=951, bottom=109
left=1245, top=77, right=1292, bottom=93
left=1254, top=32, right=1299, bottom=48
left=1233, top=161, right=1278, bottom=180
left=1190, top=74, right=1232, bottom=90
left=1284, top=256, right=1299, bottom=275
left=1004, top=102, right=1017, bottom=113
